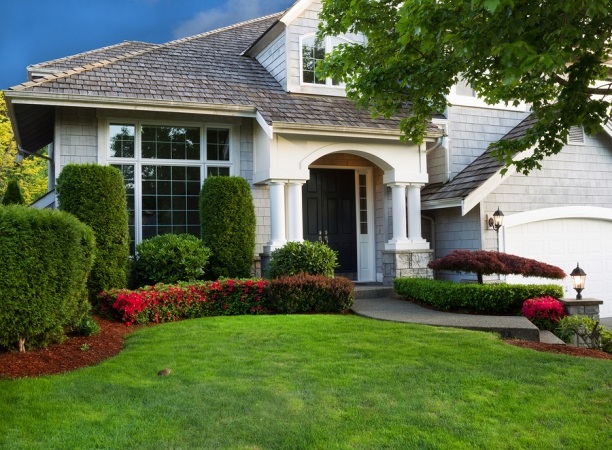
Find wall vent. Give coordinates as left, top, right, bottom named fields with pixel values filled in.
left=568, top=126, right=584, bottom=144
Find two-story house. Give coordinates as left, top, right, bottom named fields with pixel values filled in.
left=5, top=0, right=612, bottom=317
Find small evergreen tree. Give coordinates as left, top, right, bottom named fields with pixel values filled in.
left=56, top=164, right=129, bottom=299
left=2, top=178, right=25, bottom=205
left=200, top=176, right=256, bottom=279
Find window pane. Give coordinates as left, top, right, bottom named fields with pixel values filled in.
left=109, top=124, right=135, bottom=158
left=140, top=165, right=201, bottom=239
left=111, top=163, right=136, bottom=254
left=207, top=166, right=230, bottom=177
left=207, top=128, right=230, bottom=161
left=142, top=125, right=200, bottom=160
left=302, top=36, right=326, bottom=85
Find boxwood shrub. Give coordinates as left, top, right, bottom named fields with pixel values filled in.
left=200, top=176, right=256, bottom=279
left=394, top=277, right=563, bottom=314
left=0, top=205, right=95, bottom=350
left=131, top=233, right=212, bottom=287
left=56, top=164, right=130, bottom=299
left=266, top=273, right=354, bottom=314
left=266, top=240, right=338, bottom=279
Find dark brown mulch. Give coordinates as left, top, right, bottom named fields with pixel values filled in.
left=0, top=316, right=137, bottom=379
left=504, top=339, right=612, bottom=360
left=1, top=316, right=609, bottom=380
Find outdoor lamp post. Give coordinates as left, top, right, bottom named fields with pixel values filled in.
left=488, top=207, right=504, bottom=251
left=570, top=262, right=587, bottom=299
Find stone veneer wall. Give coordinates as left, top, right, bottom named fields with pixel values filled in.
left=381, top=250, right=434, bottom=286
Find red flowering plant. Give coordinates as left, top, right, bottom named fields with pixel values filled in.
left=97, top=279, right=270, bottom=326
left=521, top=296, right=567, bottom=331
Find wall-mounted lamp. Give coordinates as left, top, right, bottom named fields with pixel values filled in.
left=570, top=262, right=586, bottom=300
left=487, top=207, right=504, bottom=231
left=486, top=207, right=504, bottom=251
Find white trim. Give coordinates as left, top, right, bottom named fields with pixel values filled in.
left=273, top=121, right=443, bottom=140
left=503, top=206, right=612, bottom=228
left=6, top=92, right=257, bottom=117
left=280, top=0, right=313, bottom=25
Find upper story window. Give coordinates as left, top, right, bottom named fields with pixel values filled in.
left=301, top=34, right=350, bottom=87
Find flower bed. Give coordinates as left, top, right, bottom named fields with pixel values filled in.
left=98, top=279, right=269, bottom=326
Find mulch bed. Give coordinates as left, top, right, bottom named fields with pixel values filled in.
left=1, top=316, right=609, bottom=379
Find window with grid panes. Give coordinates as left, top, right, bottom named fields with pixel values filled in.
left=107, top=122, right=233, bottom=252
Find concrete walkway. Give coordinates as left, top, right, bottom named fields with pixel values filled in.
left=352, top=294, right=541, bottom=342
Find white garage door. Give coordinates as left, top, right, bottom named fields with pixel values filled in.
left=504, top=218, right=612, bottom=318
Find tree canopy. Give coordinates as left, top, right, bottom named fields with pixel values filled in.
left=0, top=92, right=48, bottom=204
left=318, top=0, right=612, bottom=174
left=428, top=249, right=567, bottom=284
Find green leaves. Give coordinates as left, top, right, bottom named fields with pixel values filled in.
left=318, top=0, right=612, bottom=174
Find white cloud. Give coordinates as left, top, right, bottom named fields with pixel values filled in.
left=173, top=0, right=294, bottom=38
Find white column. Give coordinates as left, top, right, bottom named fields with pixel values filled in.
left=286, top=181, right=304, bottom=242
left=266, top=180, right=287, bottom=251
left=388, top=183, right=409, bottom=245
left=407, top=184, right=425, bottom=242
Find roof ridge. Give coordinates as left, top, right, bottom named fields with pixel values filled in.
left=164, top=11, right=283, bottom=47
left=10, top=12, right=284, bottom=91
left=28, top=40, right=157, bottom=69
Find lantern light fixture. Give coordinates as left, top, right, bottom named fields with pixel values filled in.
left=570, top=262, right=587, bottom=300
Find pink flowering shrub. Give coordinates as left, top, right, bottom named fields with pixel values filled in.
left=97, top=279, right=269, bottom=326
left=522, top=296, right=567, bottom=331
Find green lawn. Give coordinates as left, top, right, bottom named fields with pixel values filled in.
left=1, top=315, right=610, bottom=449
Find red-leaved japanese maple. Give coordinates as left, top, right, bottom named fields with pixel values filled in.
left=428, top=250, right=566, bottom=284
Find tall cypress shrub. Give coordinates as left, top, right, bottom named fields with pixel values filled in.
left=2, top=178, right=25, bottom=205
left=0, top=205, right=95, bottom=351
left=200, top=176, right=256, bottom=279
left=56, top=164, right=129, bottom=299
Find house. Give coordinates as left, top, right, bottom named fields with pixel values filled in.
left=5, top=0, right=612, bottom=317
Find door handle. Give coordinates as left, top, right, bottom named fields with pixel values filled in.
left=318, top=230, right=323, bottom=242
left=324, top=230, right=329, bottom=245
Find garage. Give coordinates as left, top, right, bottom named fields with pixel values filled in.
left=502, top=209, right=612, bottom=318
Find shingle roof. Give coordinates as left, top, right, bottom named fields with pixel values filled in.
left=421, top=114, right=537, bottom=202
left=9, top=13, right=441, bottom=136
left=28, top=41, right=160, bottom=73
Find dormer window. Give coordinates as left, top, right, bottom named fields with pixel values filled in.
left=301, top=35, right=349, bottom=87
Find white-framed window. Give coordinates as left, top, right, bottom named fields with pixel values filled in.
left=103, top=120, right=235, bottom=252
left=300, top=34, right=351, bottom=87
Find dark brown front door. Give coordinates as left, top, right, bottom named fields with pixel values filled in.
left=303, top=169, right=357, bottom=279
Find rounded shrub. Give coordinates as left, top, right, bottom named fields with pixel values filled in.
left=2, top=178, right=26, bottom=205
left=200, top=176, right=256, bottom=279
left=0, top=205, right=95, bottom=351
left=56, top=164, right=130, bottom=299
left=132, top=233, right=212, bottom=287
left=267, top=240, right=338, bottom=279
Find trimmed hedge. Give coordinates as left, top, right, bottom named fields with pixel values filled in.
left=267, top=274, right=354, bottom=314
left=267, top=240, right=339, bottom=279
left=56, top=164, right=130, bottom=299
left=0, top=205, right=96, bottom=350
left=200, top=176, right=256, bottom=279
left=394, top=277, right=563, bottom=314
left=98, top=279, right=269, bottom=326
left=131, top=233, right=212, bottom=287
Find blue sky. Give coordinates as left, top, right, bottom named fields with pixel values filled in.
left=1, top=0, right=295, bottom=90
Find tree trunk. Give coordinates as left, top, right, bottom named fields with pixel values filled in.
left=477, top=272, right=483, bottom=284
left=18, top=337, right=26, bottom=352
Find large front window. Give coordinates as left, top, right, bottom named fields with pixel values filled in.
left=107, top=122, right=233, bottom=252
